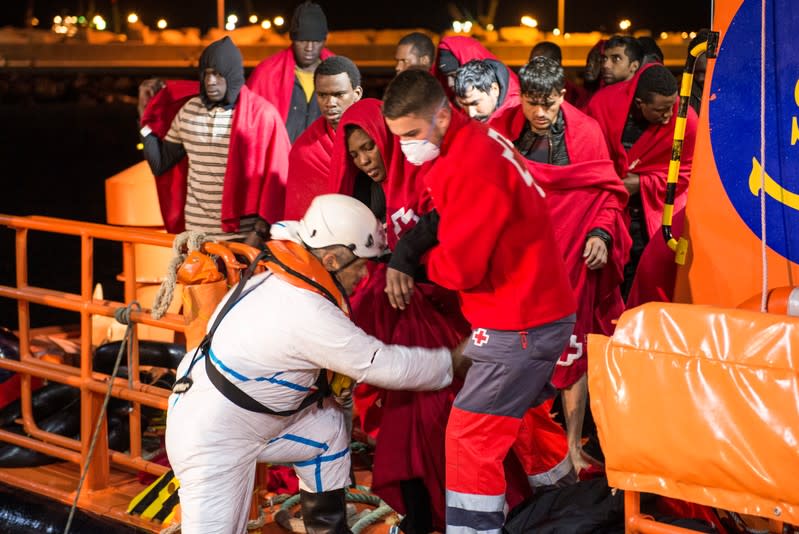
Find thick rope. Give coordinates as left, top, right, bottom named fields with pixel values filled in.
left=63, top=302, right=141, bottom=534
left=351, top=503, right=394, bottom=534
left=247, top=508, right=267, bottom=530
left=271, top=486, right=393, bottom=534
left=151, top=231, right=207, bottom=319
left=759, top=0, right=768, bottom=312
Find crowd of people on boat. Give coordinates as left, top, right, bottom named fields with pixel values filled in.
left=136, top=1, right=706, bottom=532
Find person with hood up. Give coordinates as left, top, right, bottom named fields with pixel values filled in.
left=138, top=37, right=290, bottom=242
left=166, top=194, right=461, bottom=534
left=453, top=59, right=519, bottom=122
left=247, top=1, right=334, bottom=143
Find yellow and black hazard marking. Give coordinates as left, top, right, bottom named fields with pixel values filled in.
left=127, top=469, right=180, bottom=524
left=662, top=30, right=719, bottom=265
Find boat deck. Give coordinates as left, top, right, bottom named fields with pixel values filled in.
left=0, top=461, right=393, bottom=533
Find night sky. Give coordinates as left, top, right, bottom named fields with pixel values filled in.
left=6, top=0, right=712, bottom=34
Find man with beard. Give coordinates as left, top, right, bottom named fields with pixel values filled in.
left=490, top=56, right=631, bottom=478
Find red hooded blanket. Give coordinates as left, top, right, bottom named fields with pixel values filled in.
left=284, top=116, right=336, bottom=220
left=489, top=101, right=631, bottom=388
left=587, top=64, right=697, bottom=306
left=141, top=82, right=290, bottom=233
left=246, top=46, right=334, bottom=124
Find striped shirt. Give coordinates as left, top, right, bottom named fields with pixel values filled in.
left=165, top=97, right=255, bottom=240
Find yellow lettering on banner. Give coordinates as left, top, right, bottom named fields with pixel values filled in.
left=793, top=79, right=799, bottom=145
left=749, top=157, right=799, bottom=211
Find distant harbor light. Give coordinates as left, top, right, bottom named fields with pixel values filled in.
left=520, top=16, right=538, bottom=29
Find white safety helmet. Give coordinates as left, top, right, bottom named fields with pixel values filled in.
left=297, top=194, right=387, bottom=259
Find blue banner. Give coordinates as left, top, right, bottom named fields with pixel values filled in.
left=709, top=0, right=799, bottom=263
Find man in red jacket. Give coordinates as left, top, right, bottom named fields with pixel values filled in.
left=138, top=37, right=289, bottom=242
left=246, top=1, right=333, bottom=143
left=383, top=69, right=576, bottom=534
left=587, top=63, right=697, bottom=306
left=284, top=56, right=363, bottom=220
left=490, top=56, right=631, bottom=477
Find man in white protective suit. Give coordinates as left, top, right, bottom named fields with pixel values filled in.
left=165, top=194, right=458, bottom=534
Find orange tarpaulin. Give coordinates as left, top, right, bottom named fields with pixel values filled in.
left=588, top=303, right=799, bottom=526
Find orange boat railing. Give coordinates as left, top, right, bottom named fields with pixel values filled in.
left=0, top=214, right=182, bottom=495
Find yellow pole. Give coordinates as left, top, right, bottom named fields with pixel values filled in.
left=557, top=0, right=565, bottom=33
left=217, top=0, right=224, bottom=30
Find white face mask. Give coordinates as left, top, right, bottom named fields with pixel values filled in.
left=400, top=139, right=441, bottom=166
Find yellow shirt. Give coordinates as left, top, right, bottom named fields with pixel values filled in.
left=295, top=68, right=315, bottom=103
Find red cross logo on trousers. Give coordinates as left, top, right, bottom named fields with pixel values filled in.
left=472, top=328, right=490, bottom=347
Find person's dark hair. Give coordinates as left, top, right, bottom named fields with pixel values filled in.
left=518, top=56, right=565, bottom=97
left=529, top=41, right=563, bottom=63
left=383, top=69, right=446, bottom=120
left=314, top=56, right=361, bottom=89
left=605, top=35, right=644, bottom=65
left=635, top=65, right=678, bottom=102
left=453, top=60, right=499, bottom=98
left=637, top=36, right=664, bottom=64
left=398, top=32, right=435, bottom=63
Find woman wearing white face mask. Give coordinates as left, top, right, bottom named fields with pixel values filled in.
left=383, top=69, right=578, bottom=534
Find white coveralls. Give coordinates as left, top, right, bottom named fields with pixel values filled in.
left=166, top=272, right=453, bottom=534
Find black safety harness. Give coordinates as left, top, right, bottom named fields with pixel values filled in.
left=172, top=245, right=344, bottom=416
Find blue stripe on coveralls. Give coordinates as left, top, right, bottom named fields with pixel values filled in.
left=268, top=434, right=329, bottom=451
left=171, top=276, right=270, bottom=407
left=208, top=349, right=311, bottom=391
left=294, top=446, right=351, bottom=492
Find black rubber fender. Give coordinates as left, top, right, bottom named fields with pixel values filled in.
left=0, top=397, right=81, bottom=468
left=0, top=327, right=20, bottom=384
left=0, top=383, right=79, bottom=428
left=0, top=405, right=148, bottom=468
left=0, top=482, right=141, bottom=533
left=94, top=341, right=185, bottom=375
